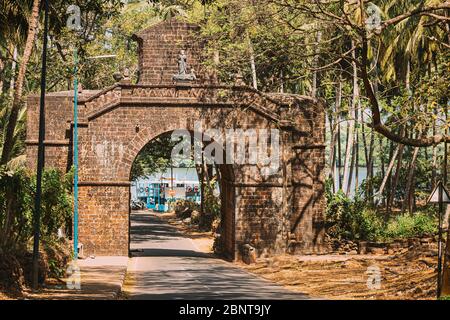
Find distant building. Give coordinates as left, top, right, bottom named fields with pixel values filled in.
left=131, top=167, right=200, bottom=212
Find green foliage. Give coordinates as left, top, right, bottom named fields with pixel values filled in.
left=0, top=167, right=34, bottom=249
left=131, top=134, right=184, bottom=180
left=173, top=199, right=200, bottom=218
left=39, top=169, right=73, bottom=238
left=325, top=180, right=438, bottom=241
left=383, top=212, right=437, bottom=240
left=200, top=177, right=221, bottom=230
left=47, top=258, right=64, bottom=278
left=326, top=185, right=383, bottom=241
left=172, top=177, right=221, bottom=231
left=43, top=237, right=71, bottom=279
left=356, top=209, right=386, bottom=241
left=79, top=1, right=161, bottom=89
left=188, top=0, right=313, bottom=93
left=0, top=167, right=73, bottom=251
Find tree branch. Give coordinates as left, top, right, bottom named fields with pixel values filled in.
left=360, top=32, right=449, bottom=147
left=373, top=2, right=450, bottom=34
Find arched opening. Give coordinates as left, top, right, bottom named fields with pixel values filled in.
left=127, top=130, right=235, bottom=260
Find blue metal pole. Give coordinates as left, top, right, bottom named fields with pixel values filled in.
left=32, top=0, right=49, bottom=290
left=73, top=48, right=79, bottom=260
left=157, top=184, right=160, bottom=211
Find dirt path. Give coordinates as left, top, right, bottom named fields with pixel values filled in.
left=239, top=252, right=437, bottom=300
left=153, top=212, right=439, bottom=300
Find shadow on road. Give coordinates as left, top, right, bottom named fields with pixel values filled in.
left=131, top=248, right=210, bottom=258
left=128, top=210, right=311, bottom=300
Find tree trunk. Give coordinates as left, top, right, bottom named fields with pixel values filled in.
left=280, top=70, right=284, bottom=93
left=360, top=107, right=369, bottom=177
left=342, top=120, right=350, bottom=191
left=328, top=112, right=336, bottom=193
left=379, top=136, right=385, bottom=179
left=343, top=56, right=358, bottom=194
left=248, top=36, right=258, bottom=90
left=405, top=59, right=411, bottom=95
left=196, top=164, right=205, bottom=216
left=9, top=46, right=18, bottom=98
left=355, top=101, right=360, bottom=195
left=432, top=109, right=438, bottom=187
left=337, top=121, right=342, bottom=190
left=377, top=144, right=400, bottom=202
left=329, top=76, right=342, bottom=192
left=441, top=8, right=450, bottom=297
left=444, top=103, right=448, bottom=184
left=388, top=142, right=405, bottom=213
left=385, top=138, right=394, bottom=206
left=402, top=145, right=420, bottom=214
left=347, top=133, right=356, bottom=196
left=366, top=129, right=375, bottom=202
left=0, top=56, right=4, bottom=95
left=378, top=136, right=386, bottom=206
left=1, top=0, right=41, bottom=165
left=311, top=31, right=322, bottom=98
left=361, top=128, right=368, bottom=172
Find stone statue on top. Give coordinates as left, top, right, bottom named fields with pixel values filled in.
left=173, top=50, right=196, bottom=82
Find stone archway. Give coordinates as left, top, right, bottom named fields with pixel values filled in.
left=25, top=19, right=327, bottom=260
left=126, top=128, right=237, bottom=259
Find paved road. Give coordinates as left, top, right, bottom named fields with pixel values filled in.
left=127, top=211, right=310, bottom=300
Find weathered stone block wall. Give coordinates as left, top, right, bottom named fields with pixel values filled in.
left=78, top=185, right=129, bottom=256
left=26, top=144, right=70, bottom=173
left=26, top=91, right=100, bottom=173
left=219, top=178, right=235, bottom=259
left=289, top=99, right=327, bottom=254
left=26, top=94, right=72, bottom=142
left=133, top=19, right=212, bottom=85
left=26, top=94, right=72, bottom=172
left=235, top=186, right=287, bottom=257
left=74, top=97, right=290, bottom=258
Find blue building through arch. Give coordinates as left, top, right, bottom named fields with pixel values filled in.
left=131, top=167, right=202, bottom=212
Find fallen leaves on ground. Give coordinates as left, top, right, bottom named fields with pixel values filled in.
left=239, top=249, right=437, bottom=300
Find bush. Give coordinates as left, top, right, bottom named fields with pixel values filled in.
left=39, top=169, right=73, bottom=239
left=383, top=212, right=437, bottom=240
left=0, top=167, right=33, bottom=250
left=43, top=237, right=72, bottom=279
left=199, top=180, right=221, bottom=231
left=325, top=190, right=384, bottom=241
left=325, top=180, right=437, bottom=241
left=173, top=199, right=200, bottom=218
left=325, top=180, right=382, bottom=240
left=357, top=208, right=385, bottom=241
left=0, top=167, right=73, bottom=290
left=173, top=180, right=221, bottom=231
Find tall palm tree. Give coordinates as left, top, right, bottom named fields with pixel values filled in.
left=0, top=0, right=31, bottom=45
left=378, top=0, right=445, bottom=86
left=0, top=0, right=41, bottom=165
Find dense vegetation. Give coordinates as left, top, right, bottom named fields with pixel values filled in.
left=0, top=166, right=73, bottom=291
left=325, top=185, right=438, bottom=242
left=183, top=0, right=448, bottom=241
